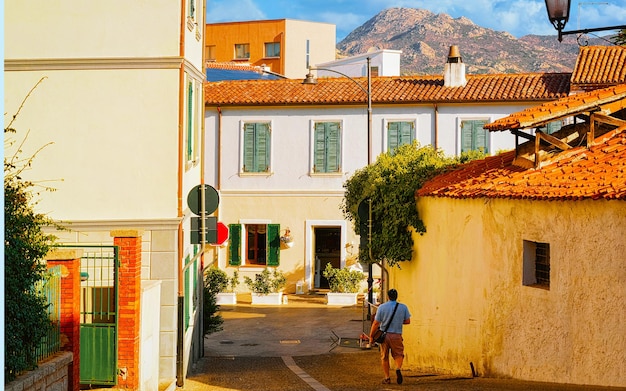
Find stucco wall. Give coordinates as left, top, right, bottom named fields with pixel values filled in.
left=390, top=197, right=625, bottom=387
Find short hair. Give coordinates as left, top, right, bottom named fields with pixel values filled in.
left=388, top=289, right=398, bottom=300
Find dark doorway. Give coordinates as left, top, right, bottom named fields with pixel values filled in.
left=314, top=227, right=341, bottom=289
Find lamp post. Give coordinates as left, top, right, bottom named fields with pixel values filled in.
left=545, top=0, right=626, bottom=41
left=303, top=58, right=376, bottom=318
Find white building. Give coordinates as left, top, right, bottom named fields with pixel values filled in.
left=203, top=50, right=571, bottom=293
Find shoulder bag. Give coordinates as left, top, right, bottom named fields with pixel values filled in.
left=372, top=302, right=399, bottom=344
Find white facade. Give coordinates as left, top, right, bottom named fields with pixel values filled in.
left=5, top=1, right=206, bottom=387
left=315, top=49, right=402, bottom=78
left=204, top=101, right=539, bottom=292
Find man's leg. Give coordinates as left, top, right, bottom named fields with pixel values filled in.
left=381, top=357, right=390, bottom=379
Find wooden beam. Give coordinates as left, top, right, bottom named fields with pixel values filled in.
left=539, top=131, right=572, bottom=151
left=592, top=113, right=626, bottom=128
left=510, top=129, right=535, bottom=141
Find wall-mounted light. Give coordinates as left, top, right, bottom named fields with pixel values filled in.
left=280, top=228, right=294, bottom=248
left=545, top=0, right=626, bottom=42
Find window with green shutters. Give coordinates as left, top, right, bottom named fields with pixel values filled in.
left=243, top=122, right=271, bottom=173
left=228, top=224, right=280, bottom=266
left=460, top=119, right=489, bottom=154
left=538, top=120, right=563, bottom=135
left=387, top=121, right=415, bottom=153
left=186, top=82, right=194, bottom=162
left=313, top=122, right=341, bottom=173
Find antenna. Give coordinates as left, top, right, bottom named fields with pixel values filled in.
left=577, top=2, right=609, bottom=30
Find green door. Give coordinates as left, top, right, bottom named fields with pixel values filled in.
left=78, top=246, right=119, bottom=386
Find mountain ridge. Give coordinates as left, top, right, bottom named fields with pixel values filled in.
left=337, top=7, right=609, bottom=75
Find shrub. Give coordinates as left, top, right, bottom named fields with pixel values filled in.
left=322, top=263, right=365, bottom=293
left=244, top=268, right=286, bottom=295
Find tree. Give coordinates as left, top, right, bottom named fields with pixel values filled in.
left=4, top=80, right=58, bottom=382
left=342, top=143, right=484, bottom=267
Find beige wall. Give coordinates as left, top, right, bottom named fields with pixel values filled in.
left=5, top=1, right=180, bottom=59
left=284, top=20, right=336, bottom=78
left=215, top=192, right=360, bottom=292
left=390, top=197, right=625, bottom=387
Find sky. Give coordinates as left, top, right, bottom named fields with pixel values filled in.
left=206, top=0, right=626, bottom=42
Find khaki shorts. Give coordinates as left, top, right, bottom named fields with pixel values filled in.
left=379, top=332, right=404, bottom=361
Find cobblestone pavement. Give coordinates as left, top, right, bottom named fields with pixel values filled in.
left=181, top=294, right=625, bottom=391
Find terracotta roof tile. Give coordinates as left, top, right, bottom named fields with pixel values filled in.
left=417, top=125, right=626, bottom=201
left=205, top=62, right=265, bottom=73
left=485, top=84, right=626, bottom=131
left=204, top=73, right=571, bottom=106
left=571, top=46, right=626, bottom=90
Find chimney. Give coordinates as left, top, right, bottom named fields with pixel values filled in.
left=444, top=45, right=466, bottom=87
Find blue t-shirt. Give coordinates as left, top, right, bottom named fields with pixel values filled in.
left=375, top=300, right=410, bottom=334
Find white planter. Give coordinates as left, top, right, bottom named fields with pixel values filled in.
left=216, top=292, right=237, bottom=305
left=251, top=292, right=283, bottom=305
left=326, top=292, right=359, bottom=306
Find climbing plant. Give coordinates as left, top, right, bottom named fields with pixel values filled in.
left=342, top=142, right=485, bottom=267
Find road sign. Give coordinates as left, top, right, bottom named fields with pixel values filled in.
left=187, top=184, right=219, bottom=215
left=190, top=216, right=217, bottom=244
left=210, top=222, right=229, bottom=246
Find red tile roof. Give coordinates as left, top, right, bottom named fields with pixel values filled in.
left=571, top=46, right=626, bottom=91
left=204, top=73, right=571, bottom=106
left=484, top=84, right=626, bottom=131
left=205, top=62, right=266, bottom=73
left=417, top=125, right=626, bottom=201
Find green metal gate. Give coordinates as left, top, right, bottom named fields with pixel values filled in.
left=76, top=245, right=119, bottom=386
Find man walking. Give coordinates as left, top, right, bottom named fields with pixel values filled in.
left=369, top=289, right=411, bottom=384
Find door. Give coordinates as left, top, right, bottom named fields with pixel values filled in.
left=314, top=227, right=341, bottom=289
left=78, top=246, right=119, bottom=386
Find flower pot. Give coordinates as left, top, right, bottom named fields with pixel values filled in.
left=251, top=292, right=283, bottom=305
left=326, top=292, right=359, bottom=306
left=216, top=292, right=237, bottom=305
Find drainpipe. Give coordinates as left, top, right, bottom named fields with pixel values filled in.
left=433, top=104, right=439, bottom=149
left=217, top=106, right=222, bottom=189
left=176, top=1, right=186, bottom=387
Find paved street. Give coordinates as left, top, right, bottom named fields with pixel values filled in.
left=183, top=294, right=625, bottom=391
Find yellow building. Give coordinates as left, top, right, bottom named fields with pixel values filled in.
left=205, top=19, right=336, bottom=78
left=391, top=84, right=626, bottom=387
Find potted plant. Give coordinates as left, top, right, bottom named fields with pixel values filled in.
left=244, top=268, right=287, bottom=305
left=205, top=268, right=239, bottom=305
left=323, top=263, right=365, bottom=306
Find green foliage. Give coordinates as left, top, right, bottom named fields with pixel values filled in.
left=322, top=263, right=364, bottom=293
left=4, top=81, right=57, bottom=382
left=202, top=283, right=223, bottom=337
left=205, top=268, right=240, bottom=293
left=244, top=268, right=286, bottom=294
left=342, top=142, right=485, bottom=267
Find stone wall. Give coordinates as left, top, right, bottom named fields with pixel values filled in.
left=5, top=352, right=73, bottom=391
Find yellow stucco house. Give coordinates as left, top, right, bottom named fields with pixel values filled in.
left=390, top=83, right=626, bottom=387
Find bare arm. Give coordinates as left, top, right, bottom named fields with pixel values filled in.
left=369, top=319, right=381, bottom=343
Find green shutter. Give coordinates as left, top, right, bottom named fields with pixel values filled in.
left=267, top=224, right=280, bottom=266
left=243, top=123, right=270, bottom=172
left=387, top=122, right=400, bottom=153
left=474, top=120, right=488, bottom=154
left=326, top=122, right=341, bottom=172
left=460, top=121, right=473, bottom=153
left=314, top=122, right=327, bottom=172
left=400, top=122, right=414, bottom=145
left=314, top=122, right=341, bottom=173
left=187, top=82, right=193, bottom=161
left=228, top=224, right=241, bottom=266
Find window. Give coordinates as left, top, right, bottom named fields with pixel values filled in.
left=371, top=66, right=380, bottom=77
left=387, top=121, right=415, bottom=154
left=538, top=120, right=562, bottom=135
left=523, top=240, right=550, bottom=289
left=313, top=121, right=341, bottom=173
left=187, top=0, right=195, bottom=18
left=242, top=122, right=271, bottom=173
left=228, top=224, right=280, bottom=266
left=265, top=42, right=280, bottom=58
left=186, top=81, right=194, bottom=164
left=460, top=119, right=489, bottom=154
left=235, top=43, right=250, bottom=59
left=206, top=45, right=216, bottom=62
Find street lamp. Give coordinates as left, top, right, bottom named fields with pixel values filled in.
left=545, top=0, right=626, bottom=41
left=303, top=58, right=377, bottom=317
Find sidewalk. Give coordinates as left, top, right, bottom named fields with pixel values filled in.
left=183, top=293, right=625, bottom=391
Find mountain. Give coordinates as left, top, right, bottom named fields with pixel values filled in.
left=337, top=7, right=610, bottom=75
